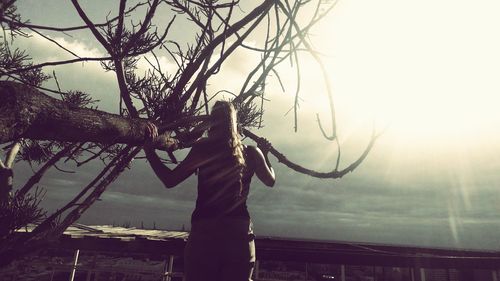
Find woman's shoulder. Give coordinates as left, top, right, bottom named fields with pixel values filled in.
left=243, top=145, right=261, bottom=163
left=244, top=145, right=260, bottom=154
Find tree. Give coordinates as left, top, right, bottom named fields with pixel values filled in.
left=0, top=0, right=377, bottom=266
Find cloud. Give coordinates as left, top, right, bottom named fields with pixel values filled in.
left=11, top=32, right=119, bottom=111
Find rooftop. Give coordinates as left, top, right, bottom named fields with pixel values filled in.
left=20, top=223, right=500, bottom=269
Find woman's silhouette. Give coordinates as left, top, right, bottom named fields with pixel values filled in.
left=144, top=101, right=275, bottom=281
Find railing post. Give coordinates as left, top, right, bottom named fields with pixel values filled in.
left=254, top=260, right=260, bottom=280
left=420, top=268, right=426, bottom=281
left=163, top=255, right=174, bottom=281
left=340, top=264, right=346, bottom=281
left=85, top=254, right=96, bottom=281
left=69, top=249, right=80, bottom=281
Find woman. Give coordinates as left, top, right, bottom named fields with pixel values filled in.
left=144, top=101, right=275, bottom=281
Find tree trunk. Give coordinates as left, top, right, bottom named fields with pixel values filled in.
left=0, top=81, right=175, bottom=149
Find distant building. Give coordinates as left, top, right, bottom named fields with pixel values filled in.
left=1, top=224, right=499, bottom=281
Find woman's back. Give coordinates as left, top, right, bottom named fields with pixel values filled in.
left=191, top=139, right=254, bottom=222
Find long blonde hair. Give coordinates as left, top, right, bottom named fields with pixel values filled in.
left=207, top=101, right=246, bottom=195
left=208, top=101, right=245, bottom=168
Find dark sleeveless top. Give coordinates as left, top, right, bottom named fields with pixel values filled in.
left=191, top=140, right=254, bottom=222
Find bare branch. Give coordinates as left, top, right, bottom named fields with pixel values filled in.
left=243, top=128, right=379, bottom=179
left=51, top=146, right=140, bottom=237
left=75, top=143, right=114, bottom=167
left=170, top=0, right=205, bottom=29
left=114, top=58, right=139, bottom=116
left=181, top=6, right=269, bottom=105
left=122, top=0, right=160, bottom=55
left=28, top=29, right=80, bottom=58
left=32, top=146, right=139, bottom=238
left=70, top=0, right=114, bottom=55
left=170, top=0, right=275, bottom=103
left=1, top=56, right=113, bottom=76
left=0, top=2, right=148, bottom=32
left=16, top=144, right=76, bottom=198
left=115, top=0, right=127, bottom=49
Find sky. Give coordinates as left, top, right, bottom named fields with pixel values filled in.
left=7, top=0, right=500, bottom=251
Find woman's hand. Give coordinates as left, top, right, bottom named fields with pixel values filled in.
left=144, top=122, right=159, bottom=149
left=257, top=137, right=272, bottom=155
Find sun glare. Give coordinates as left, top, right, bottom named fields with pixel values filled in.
left=303, top=0, right=500, bottom=150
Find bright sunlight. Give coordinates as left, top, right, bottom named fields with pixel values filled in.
left=304, top=0, right=500, bottom=148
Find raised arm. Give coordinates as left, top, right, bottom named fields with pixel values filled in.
left=144, top=123, right=199, bottom=188
left=247, top=140, right=276, bottom=187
